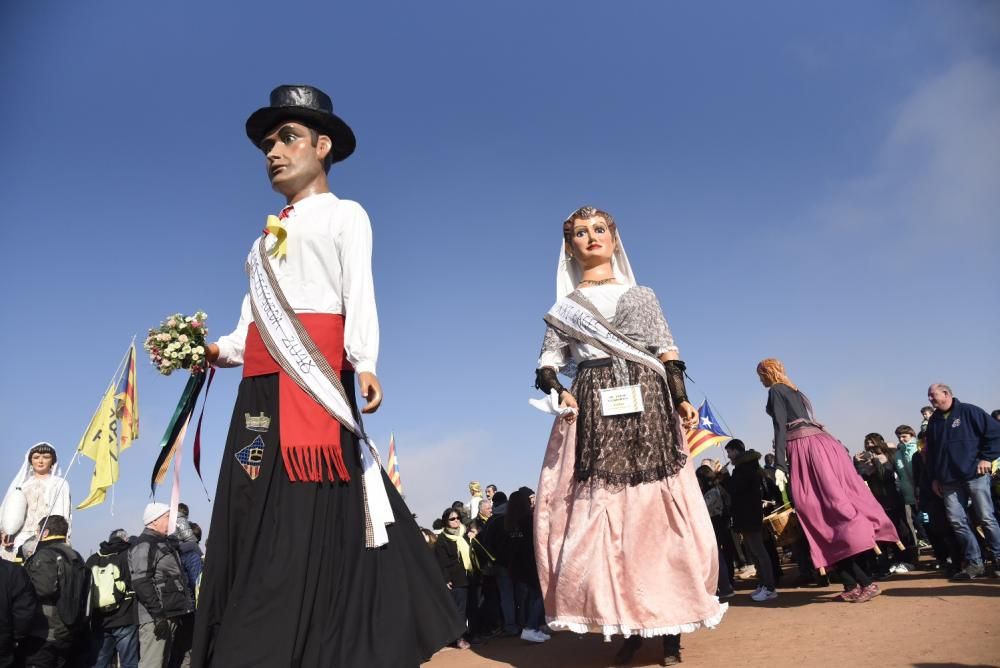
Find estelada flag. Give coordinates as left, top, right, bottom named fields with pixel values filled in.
left=77, top=385, right=120, bottom=510
left=386, top=432, right=403, bottom=494
left=116, top=344, right=139, bottom=451
left=685, top=400, right=732, bottom=458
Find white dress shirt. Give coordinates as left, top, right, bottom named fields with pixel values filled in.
left=216, top=192, right=380, bottom=375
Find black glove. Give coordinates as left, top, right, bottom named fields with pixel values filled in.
left=663, top=359, right=689, bottom=408
left=535, top=367, right=567, bottom=397
left=153, top=617, right=170, bottom=638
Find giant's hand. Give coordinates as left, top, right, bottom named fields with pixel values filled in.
left=206, top=343, right=220, bottom=366
left=559, top=391, right=578, bottom=424
left=359, top=372, right=383, bottom=414
left=678, top=401, right=698, bottom=430
left=775, top=468, right=788, bottom=490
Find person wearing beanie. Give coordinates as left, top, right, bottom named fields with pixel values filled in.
left=128, top=503, right=193, bottom=667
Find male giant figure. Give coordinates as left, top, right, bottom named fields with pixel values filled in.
left=191, top=85, right=461, bottom=668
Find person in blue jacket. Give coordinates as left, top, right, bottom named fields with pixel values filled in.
left=925, top=383, right=1000, bottom=580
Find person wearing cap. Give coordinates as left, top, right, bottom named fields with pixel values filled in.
left=1, top=443, right=72, bottom=562
left=128, top=503, right=193, bottom=668
left=191, top=85, right=462, bottom=667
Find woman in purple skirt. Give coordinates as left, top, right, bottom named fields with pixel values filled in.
left=757, top=358, right=899, bottom=603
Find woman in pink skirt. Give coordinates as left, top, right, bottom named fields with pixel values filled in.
left=533, top=206, right=726, bottom=666
left=757, top=358, right=899, bottom=602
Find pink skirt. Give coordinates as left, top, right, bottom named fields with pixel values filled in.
left=534, top=417, right=726, bottom=641
left=787, top=428, right=899, bottom=569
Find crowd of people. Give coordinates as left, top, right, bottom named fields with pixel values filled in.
left=0, top=401, right=997, bottom=668
left=1, top=444, right=204, bottom=668
left=420, top=386, right=1000, bottom=654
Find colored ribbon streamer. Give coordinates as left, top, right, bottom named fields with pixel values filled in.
left=150, top=371, right=207, bottom=494
left=192, top=367, right=216, bottom=500
left=264, top=214, right=288, bottom=259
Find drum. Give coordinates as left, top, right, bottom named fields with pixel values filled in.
left=764, top=503, right=802, bottom=547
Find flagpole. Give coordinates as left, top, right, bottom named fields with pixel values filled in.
left=39, top=339, right=135, bottom=537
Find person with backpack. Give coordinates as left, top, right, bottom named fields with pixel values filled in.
left=128, top=503, right=194, bottom=668
left=86, top=529, right=138, bottom=668
left=19, top=514, right=90, bottom=667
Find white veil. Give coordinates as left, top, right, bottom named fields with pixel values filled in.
left=1, top=442, right=63, bottom=513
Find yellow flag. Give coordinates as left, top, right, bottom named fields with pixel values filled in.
left=77, top=385, right=120, bottom=509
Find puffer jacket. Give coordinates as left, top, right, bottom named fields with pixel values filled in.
left=722, top=451, right=766, bottom=532
left=127, top=529, right=193, bottom=624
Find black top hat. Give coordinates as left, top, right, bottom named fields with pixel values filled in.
left=245, top=85, right=356, bottom=164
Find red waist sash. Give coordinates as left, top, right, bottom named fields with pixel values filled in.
left=244, top=313, right=352, bottom=483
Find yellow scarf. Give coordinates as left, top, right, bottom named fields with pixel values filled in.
left=442, top=526, right=472, bottom=572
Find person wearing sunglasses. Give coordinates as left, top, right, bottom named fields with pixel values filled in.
left=435, top=509, right=474, bottom=650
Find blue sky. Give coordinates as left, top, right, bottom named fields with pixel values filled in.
left=1, top=1, right=997, bottom=554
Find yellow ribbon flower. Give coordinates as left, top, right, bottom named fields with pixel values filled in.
left=264, top=214, right=288, bottom=260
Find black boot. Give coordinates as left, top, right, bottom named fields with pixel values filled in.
left=661, top=634, right=681, bottom=666
left=613, top=635, right=643, bottom=666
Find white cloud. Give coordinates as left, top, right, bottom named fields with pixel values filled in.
left=818, top=59, right=1000, bottom=246
left=391, top=432, right=486, bottom=527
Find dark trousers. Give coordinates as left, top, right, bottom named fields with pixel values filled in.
left=16, top=636, right=81, bottom=668
left=449, top=586, right=468, bottom=640
left=465, top=576, right=483, bottom=635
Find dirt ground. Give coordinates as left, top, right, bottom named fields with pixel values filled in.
left=425, top=565, right=1000, bottom=668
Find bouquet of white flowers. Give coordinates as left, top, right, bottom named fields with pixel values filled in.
left=144, top=312, right=209, bottom=375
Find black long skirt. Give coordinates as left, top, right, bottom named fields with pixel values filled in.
left=191, top=372, right=464, bottom=667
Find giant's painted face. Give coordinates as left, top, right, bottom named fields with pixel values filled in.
left=568, top=216, right=616, bottom=267
left=259, top=121, right=329, bottom=196
left=30, top=452, right=54, bottom=476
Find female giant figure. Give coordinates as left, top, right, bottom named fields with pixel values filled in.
left=533, top=206, right=726, bottom=666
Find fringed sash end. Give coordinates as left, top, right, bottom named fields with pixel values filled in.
left=281, top=444, right=351, bottom=483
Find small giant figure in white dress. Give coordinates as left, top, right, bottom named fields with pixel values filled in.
left=0, top=442, right=72, bottom=561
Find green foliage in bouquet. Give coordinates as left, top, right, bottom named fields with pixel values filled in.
left=144, top=311, right=209, bottom=376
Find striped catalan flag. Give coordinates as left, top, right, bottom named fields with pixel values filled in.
left=117, top=344, right=139, bottom=451
left=685, top=400, right=732, bottom=458
left=386, top=432, right=403, bottom=494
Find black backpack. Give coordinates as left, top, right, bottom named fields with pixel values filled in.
left=52, top=545, right=91, bottom=628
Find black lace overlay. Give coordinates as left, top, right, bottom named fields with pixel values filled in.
left=572, top=359, right=687, bottom=488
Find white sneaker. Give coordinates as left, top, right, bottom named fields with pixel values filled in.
left=537, top=630, right=552, bottom=640
left=520, top=629, right=547, bottom=643
left=888, top=564, right=899, bottom=574
left=751, top=588, right=778, bottom=602
left=895, top=562, right=914, bottom=573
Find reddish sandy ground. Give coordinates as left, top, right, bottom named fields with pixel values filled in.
left=425, top=566, right=1000, bottom=668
